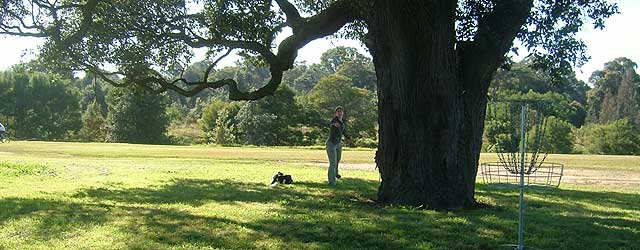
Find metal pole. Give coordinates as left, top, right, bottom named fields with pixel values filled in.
left=517, top=103, right=527, bottom=250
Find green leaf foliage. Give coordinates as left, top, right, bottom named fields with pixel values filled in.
left=307, top=74, right=377, bottom=145
left=283, top=63, right=329, bottom=93
left=586, top=57, right=640, bottom=125
left=491, top=90, right=583, bottom=128
left=531, top=116, right=574, bottom=154
left=106, top=85, right=170, bottom=144
left=235, top=85, right=305, bottom=146
left=79, top=100, right=108, bottom=142
left=320, top=46, right=376, bottom=90
left=575, top=118, right=640, bottom=155
left=200, top=99, right=242, bottom=145
left=457, top=0, right=618, bottom=80
left=0, top=67, right=82, bottom=140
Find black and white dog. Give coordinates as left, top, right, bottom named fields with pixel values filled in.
left=270, top=172, right=293, bottom=187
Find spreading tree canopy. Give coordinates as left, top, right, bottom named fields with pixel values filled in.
left=1, top=1, right=616, bottom=98
left=1, top=0, right=618, bottom=209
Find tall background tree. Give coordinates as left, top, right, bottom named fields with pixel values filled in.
left=0, top=66, right=82, bottom=140
left=307, top=74, right=377, bottom=145
left=79, top=99, right=108, bottom=142
left=235, top=85, right=305, bottom=146
left=107, top=85, right=170, bottom=144
left=320, top=46, right=376, bottom=90
left=576, top=57, right=640, bottom=155
left=0, top=0, right=618, bottom=209
left=586, top=57, right=640, bottom=125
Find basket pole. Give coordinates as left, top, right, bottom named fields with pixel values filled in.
left=517, top=103, right=527, bottom=250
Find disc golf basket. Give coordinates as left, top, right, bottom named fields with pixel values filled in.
left=480, top=98, right=564, bottom=250
left=480, top=99, right=564, bottom=188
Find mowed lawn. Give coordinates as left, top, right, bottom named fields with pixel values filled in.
left=0, top=142, right=638, bottom=250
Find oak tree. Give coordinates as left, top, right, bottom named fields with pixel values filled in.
left=1, top=0, right=617, bottom=209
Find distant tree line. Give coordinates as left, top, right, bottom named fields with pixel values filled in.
left=182, top=46, right=378, bottom=147
left=485, top=57, right=640, bottom=155
left=0, top=46, right=378, bottom=147
left=0, top=49, right=638, bottom=154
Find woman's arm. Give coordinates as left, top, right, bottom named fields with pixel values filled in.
left=330, top=117, right=341, bottom=127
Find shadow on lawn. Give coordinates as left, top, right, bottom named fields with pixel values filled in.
left=1, top=179, right=638, bottom=250
left=0, top=197, right=110, bottom=242
left=476, top=185, right=640, bottom=249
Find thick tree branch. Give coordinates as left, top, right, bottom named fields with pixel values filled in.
left=166, top=31, right=278, bottom=65
left=0, top=30, right=48, bottom=37
left=134, top=76, right=237, bottom=97
left=164, top=0, right=356, bottom=100
left=203, top=48, right=234, bottom=84
left=459, top=0, right=534, bottom=92
left=56, top=0, right=100, bottom=48
left=81, top=62, right=241, bottom=97
left=229, top=0, right=356, bottom=100
left=274, top=0, right=304, bottom=28
left=267, top=22, right=289, bottom=45
left=0, top=4, right=46, bottom=36
left=3, top=0, right=356, bottom=101
left=74, top=49, right=244, bottom=97
left=276, top=0, right=356, bottom=70
left=1, top=1, right=101, bottom=44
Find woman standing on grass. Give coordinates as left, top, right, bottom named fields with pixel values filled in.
left=327, top=106, right=350, bottom=185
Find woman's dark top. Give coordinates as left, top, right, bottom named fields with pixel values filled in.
left=328, top=117, right=350, bottom=145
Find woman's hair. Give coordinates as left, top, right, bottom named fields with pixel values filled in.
left=335, top=106, right=343, bottom=112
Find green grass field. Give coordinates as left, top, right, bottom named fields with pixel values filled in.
left=0, top=141, right=638, bottom=250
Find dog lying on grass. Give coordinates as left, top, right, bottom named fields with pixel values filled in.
left=270, top=172, right=293, bottom=187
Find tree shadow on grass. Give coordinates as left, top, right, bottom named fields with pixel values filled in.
left=72, top=178, right=314, bottom=206
left=0, top=197, right=110, bottom=242
left=475, top=185, right=640, bottom=249
left=2, top=178, right=638, bottom=250
left=0, top=195, right=261, bottom=249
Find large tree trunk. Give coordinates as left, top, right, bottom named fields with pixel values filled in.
left=366, top=0, right=489, bottom=209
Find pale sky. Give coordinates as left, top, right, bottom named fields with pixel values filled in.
left=1, top=0, right=638, bottom=84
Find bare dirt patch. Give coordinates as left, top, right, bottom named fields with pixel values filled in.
left=561, top=168, right=640, bottom=187
left=304, top=162, right=640, bottom=186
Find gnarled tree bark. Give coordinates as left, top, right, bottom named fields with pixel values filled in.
left=366, top=0, right=533, bottom=209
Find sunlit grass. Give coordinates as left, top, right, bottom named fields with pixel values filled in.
left=0, top=141, right=638, bottom=250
